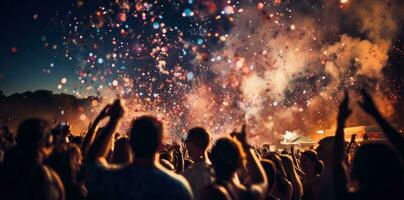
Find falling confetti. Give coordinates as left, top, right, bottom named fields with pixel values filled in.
left=33, top=0, right=403, bottom=142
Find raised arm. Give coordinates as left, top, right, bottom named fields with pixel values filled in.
left=81, top=105, right=111, bottom=157
left=345, top=134, right=356, bottom=156
left=333, top=92, right=351, bottom=200
left=358, top=89, right=404, bottom=158
left=232, top=125, right=268, bottom=199
left=87, top=99, right=124, bottom=162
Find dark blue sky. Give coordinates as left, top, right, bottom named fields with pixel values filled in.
left=0, top=0, right=224, bottom=97
left=0, top=0, right=74, bottom=95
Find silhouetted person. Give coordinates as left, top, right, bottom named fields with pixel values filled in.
left=202, top=125, right=268, bottom=200
left=261, top=159, right=279, bottom=200
left=300, top=150, right=323, bottom=200
left=280, top=155, right=303, bottom=200
left=47, top=144, right=86, bottom=200
left=85, top=100, right=193, bottom=200
left=333, top=91, right=404, bottom=200
left=0, top=118, right=65, bottom=200
left=314, top=135, right=338, bottom=200
left=182, top=127, right=214, bottom=200
left=110, top=137, right=133, bottom=165
left=264, top=152, right=293, bottom=200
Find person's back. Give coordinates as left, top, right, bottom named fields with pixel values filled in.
left=348, top=142, right=404, bottom=200
left=87, top=161, right=192, bottom=200
left=314, top=136, right=338, bottom=200
left=85, top=107, right=193, bottom=200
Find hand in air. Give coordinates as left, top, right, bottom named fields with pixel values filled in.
left=337, top=91, right=352, bottom=124
left=357, top=89, right=379, bottom=116
left=231, top=124, right=249, bottom=147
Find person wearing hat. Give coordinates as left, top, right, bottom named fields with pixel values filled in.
left=182, top=127, right=214, bottom=200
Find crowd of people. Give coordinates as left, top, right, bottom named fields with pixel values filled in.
left=0, top=90, right=403, bottom=200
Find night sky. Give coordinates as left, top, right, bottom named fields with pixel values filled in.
left=0, top=0, right=69, bottom=94
left=0, top=0, right=403, bottom=139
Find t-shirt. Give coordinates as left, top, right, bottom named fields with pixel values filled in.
left=182, top=161, right=214, bottom=200
left=86, top=161, right=193, bottom=200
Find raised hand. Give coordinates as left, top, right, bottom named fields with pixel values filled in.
left=231, top=124, right=248, bottom=146
left=83, top=104, right=113, bottom=156
left=337, top=91, right=352, bottom=125
left=333, top=91, right=352, bottom=199
left=357, top=89, right=404, bottom=159
left=108, top=99, right=125, bottom=120
left=96, top=104, right=112, bottom=121
left=357, top=89, right=379, bottom=116
left=86, top=99, right=124, bottom=161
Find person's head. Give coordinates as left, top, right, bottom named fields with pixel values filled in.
left=129, top=116, right=163, bottom=160
left=68, top=144, right=82, bottom=173
left=261, top=159, right=277, bottom=194
left=16, top=118, right=53, bottom=160
left=263, top=153, right=294, bottom=200
left=280, top=155, right=298, bottom=179
left=111, top=137, right=133, bottom=165
left=47, top=143, right=83, bottom=184
left=316, top=136, right=334, bottom=165
left=210, top=138, right=245, bottom=182
left=280, top=155, right=303, bottom=198
left=301, top=150, right=323, bottom=176
left=351, top=142, right=404, bottom=197
left=184, top=127, right=210, bottom=160
left=71, top=136, right=83, bottom=147
left=264, top=152, right=287, bottom=178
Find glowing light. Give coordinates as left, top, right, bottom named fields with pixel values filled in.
left=223, top=6, right=234, bottom=15
left=97, top=58, right=104, bottom=64
left=61, top=77, right=67, bottom=84
left=80, top=114, right=87, bottom=121
left=152, top=22, right=160, bottom=29
left=91, top=100, right=98, bottom=106
left=186, top=72, right=194, bottom=81
left=118, top=12, right=126, bottom=22
left=182, top=8, right=194, bottom=17
left=196, top=38, right=203, bottom=45
left=340, top=0, right=349, bottom=4
left=10, top=47, right=17, bottom=53
left=112, top=80, right=119, bottom=87
left=236, top=58, right=245, bottom=69
left=257, top=2, right=264, bottom=10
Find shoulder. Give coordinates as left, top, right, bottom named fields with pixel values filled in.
left=157, top=166, right=194, bottom=199
left=201, top=184, right=231, bottom=200
left=30, top=165, right=65, bottom=200
left=84, top=160, right=124, bottom=191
